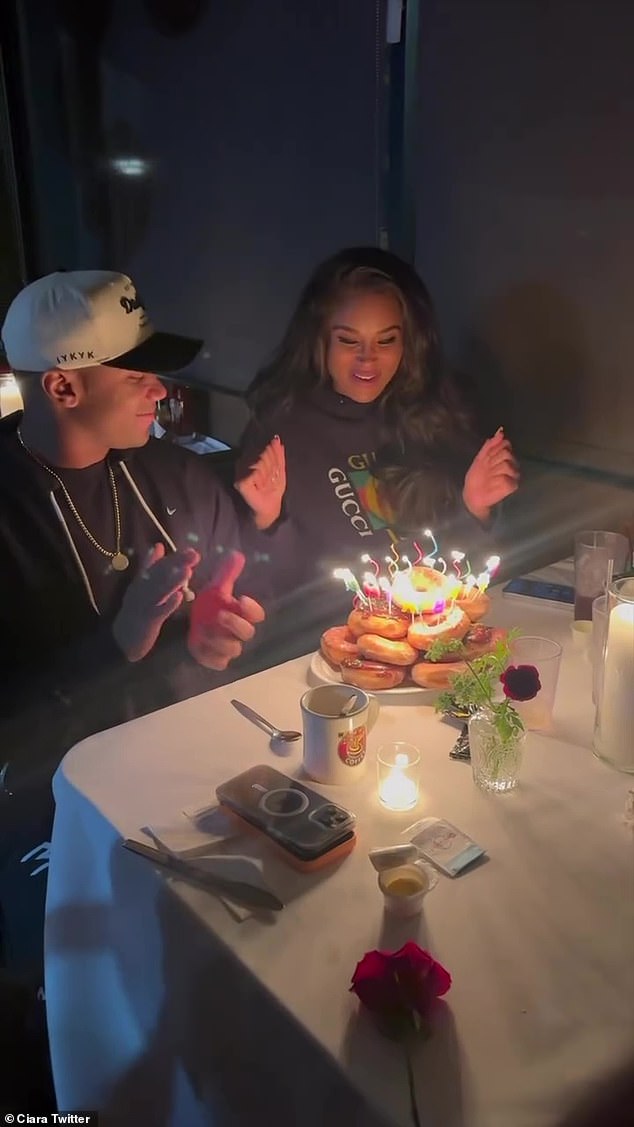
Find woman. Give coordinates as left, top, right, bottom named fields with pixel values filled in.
left=236, top=247, right=517, bottom=586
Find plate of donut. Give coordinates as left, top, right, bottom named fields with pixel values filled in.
left=310, top=649, right=429, bottom=696
left=313, top=582, right=506, bottom=697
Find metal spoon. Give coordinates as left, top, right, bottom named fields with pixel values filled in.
left=230, top=699, right=301, bottom=742
left=339, top=694, right=360, bottom=717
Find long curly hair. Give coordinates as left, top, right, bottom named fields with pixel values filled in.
left=247, top=246, right=481, bottom=530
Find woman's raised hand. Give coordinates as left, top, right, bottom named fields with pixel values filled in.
left=234, top=434, right=286, bottom=529
left=462, top=428, right=519, bottom=522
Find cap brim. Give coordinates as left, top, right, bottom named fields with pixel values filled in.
left=104, top=330, right=203, bottom=374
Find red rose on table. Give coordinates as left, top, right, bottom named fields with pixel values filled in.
left=499, top=663, right=541, bottom=702
left=350, top=942, right=451, bottom=1031
left=350, top=942, right=451, bottom=1126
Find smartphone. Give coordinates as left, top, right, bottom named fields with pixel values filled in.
left=502, top=577, right=574, bottom=609
left=216, top=765, right=356, bottom=866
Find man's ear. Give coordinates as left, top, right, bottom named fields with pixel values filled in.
left=41, top=368, right=82, bottom=408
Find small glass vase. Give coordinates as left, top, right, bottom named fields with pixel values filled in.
left=468, top=707, right=526, bottom=793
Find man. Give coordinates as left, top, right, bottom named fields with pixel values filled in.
left=0, top=269, right=282, bottom=985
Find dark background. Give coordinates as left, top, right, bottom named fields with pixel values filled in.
left=1, top=0, right=633, bottom=494
left=1, top=0, right=390, bottom=389
left=415, top=0, right=634, bottom=480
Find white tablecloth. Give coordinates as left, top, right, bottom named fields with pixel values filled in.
left=45, top=566, right=634, bottom=1127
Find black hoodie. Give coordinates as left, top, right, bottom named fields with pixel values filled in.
left=0, top=414, right=279, bottom=793
left=236, top=384, right=498, bottom=656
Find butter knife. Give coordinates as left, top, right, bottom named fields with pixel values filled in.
left=122, top=839, right=284, bottom=912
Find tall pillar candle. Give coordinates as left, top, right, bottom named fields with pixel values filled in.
left=593, top=593, right=634, bottom=772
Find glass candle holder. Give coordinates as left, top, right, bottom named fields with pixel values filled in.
left=377, top=742, right=421, bottom=812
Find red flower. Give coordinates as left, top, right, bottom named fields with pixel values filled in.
left=350, top=942, right=451, bottom=1031
left=500, top=663, right=541, bottom=701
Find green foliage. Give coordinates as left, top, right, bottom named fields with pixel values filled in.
left=434, top=628, right=525, bottom=744
left=426, top=637, right=465, bottom=662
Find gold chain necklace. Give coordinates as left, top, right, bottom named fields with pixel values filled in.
left=17, top=428, right=129, bottom=571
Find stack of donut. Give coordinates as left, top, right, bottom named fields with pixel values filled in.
left=320, top=565, right=503, bottom=691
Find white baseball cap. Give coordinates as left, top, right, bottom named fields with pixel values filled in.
left=1, top=270, right=202, bottom=373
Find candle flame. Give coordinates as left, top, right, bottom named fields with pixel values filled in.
left=475, top=570, right=491, bottom=592
left=334, top=567, right=370, bottom=606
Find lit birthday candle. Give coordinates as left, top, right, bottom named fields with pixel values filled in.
left=463, top=574, right=477, bottom=598
left=362, top=571, right=380, bottom=608
left=361, top=553, right=380, bottom=580
left=485, top=555, right=501, bottom=579
left=474, top=555, right=501, bottom=592
left=333, top=567, right=370, bottom=607
left=378, top=576, right=393, bottom=614
left=451, top=550, right=465, bottom=579
left=423, top=528, right=438, bottom=561
left=385, top=554, right=399, bottom=583
left=439, top=552, right=462, bottom=600
left=396, top=556, right=415, bottom=620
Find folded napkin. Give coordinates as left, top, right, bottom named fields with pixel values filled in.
left=141, top=803, right=270, bottom=921
left=144, top=803, right=237, bottom=858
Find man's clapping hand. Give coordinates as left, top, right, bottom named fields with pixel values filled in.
left=113, top=543, right=200, bottom=662
left=187, top=550, right=265, bottom=671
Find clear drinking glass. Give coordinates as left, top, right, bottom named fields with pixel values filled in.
left=574, top=531, right=630, bottom=620
left=509, top=636, right=562, bottom=731
left=591, top=594, right=609, bottom=707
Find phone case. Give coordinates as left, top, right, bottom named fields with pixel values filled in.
left=218, top=806, right=357, bottom=872
left=216, top=765, right=357, bottom=871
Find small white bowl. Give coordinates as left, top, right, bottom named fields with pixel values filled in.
left=378, top=861, right=437, bottom=918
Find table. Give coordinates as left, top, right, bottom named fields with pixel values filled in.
left=45, top=564, right=634, bottom=1127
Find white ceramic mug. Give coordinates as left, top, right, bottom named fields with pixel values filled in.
left=300, top=685, right=379, bottom=785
